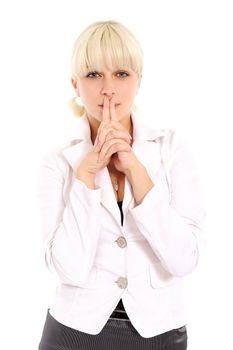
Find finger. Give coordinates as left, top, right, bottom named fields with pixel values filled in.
left=102, top=95, right=110, bottom=123
left=94, top=134, right=99, bottom=148
left=109, top=95, right=117, bottom=121
left=104, top=143, right=131, bottom=161
left=98, top=139, right=130, bottom=162
left=105, top=129, right=132, bottom=144
left=94, top=97, right=109, bottom=151
left=97, top=124, right=131, bottom=145
left=95, top=120, right=130, bottom=152
left=94, top=124, right=111, bottom=152
left=107, top=120, right=126, bottom=130
left=94, top=124, right=108, bottom=149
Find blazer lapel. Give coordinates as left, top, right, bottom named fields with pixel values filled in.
left=131, top=114, right=166, bottom=183
left=61, top=116, right=122, bottom=224
left=95, top=167, right=123, bottom=224
left=61, top=114, right=166, bottom=224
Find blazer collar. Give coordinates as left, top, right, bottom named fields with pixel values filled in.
left=61, top=113, right=166, bottom=224
left=62, top=112, right=165, bottom=151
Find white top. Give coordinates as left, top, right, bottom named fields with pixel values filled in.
left=38, top=113, right=205, bottom=338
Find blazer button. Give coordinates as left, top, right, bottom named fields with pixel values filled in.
left=116, top=236, right=127, bottom=248
left=116, top=277, right=128, bottom=289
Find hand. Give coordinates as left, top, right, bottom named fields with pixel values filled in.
left=94, top=95, right=140, bottom=174
left=75, top=96, right=120, bottom=184
left=76, top=148, right=111, bottom=178
left=94, top=95, right=132, bottom=152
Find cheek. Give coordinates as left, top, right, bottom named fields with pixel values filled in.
left=122, top=81, right=138, bottom=97
left=124, top=86, right=138, bottom=102
left=80, top=93, right=97, bottom=112
left=79, top=83, right=97, bottom=102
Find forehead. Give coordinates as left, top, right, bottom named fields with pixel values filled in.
left=87, top=65, right=135, bottom=73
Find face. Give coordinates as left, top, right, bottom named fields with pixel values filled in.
left=72, top=66, right=140, bottom=123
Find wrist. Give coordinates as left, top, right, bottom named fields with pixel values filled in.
left=126, top=163, right=154, bottom=205
left=125, top=163, right=145, bottom=183
left=75, top=169, right=96, bottom=189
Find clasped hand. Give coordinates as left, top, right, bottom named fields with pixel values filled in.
left=94, top=95, right=137, bottom=172
left=77, top=95, right=139, bottom=179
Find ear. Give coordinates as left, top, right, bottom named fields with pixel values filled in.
left=71, top=78, right=80, bottom=96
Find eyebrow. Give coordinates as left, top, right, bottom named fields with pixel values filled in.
left=87, top=67, right=130, bottom=73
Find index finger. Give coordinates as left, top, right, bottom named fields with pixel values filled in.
left=102, top=95, right=110, bottom=123
left=109, top=95, right=118, bottom=121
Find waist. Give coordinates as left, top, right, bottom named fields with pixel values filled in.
left=110, top=299, right=129, bottom=320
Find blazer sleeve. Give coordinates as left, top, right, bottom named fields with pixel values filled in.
left=38, top=150, right=102, bottom=286
left=129, top=131, right=206, bottom=277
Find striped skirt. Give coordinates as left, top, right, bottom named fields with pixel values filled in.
left=38, top=309, right=187, bottom=350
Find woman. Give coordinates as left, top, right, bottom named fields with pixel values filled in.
left=38, top=20, right=205, bottom=350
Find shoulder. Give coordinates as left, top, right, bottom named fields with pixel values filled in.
left=145, top=124, right=193, bottom=166
left=160, top=129, right=186, bottom=151
left=39, top=138, right=81, bottom=175
left=132, top=113, right=177, bottom=142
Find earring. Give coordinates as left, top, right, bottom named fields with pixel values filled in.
left=69, top=96, right=85, bottom=117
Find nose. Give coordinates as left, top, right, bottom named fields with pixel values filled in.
left=102, top=91, right=115, bottom=98
left=100, top=78, right=116, bottom=98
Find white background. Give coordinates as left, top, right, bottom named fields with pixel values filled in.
left=0, top=1, right=232, bottom=349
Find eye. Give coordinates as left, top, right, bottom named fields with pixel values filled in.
left=86, top=71, right=101, bottom=78
left=116, top=71, right=129, bottom=78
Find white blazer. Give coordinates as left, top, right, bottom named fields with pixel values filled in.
left=38, top=113, right=205, bottom=338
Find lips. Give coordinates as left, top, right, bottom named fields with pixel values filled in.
left=98, top=103, right=120, bottom=107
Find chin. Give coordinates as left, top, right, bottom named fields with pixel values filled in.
left=118, top=112, right=132, bottom=120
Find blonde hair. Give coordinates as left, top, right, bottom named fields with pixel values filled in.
left=70, top=20, right=143, bottom=116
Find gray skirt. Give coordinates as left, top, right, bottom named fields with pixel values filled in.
left=38, top=309, right=187, bottom=350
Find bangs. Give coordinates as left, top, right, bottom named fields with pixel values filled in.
left=71, top=22, right=143, bottom=79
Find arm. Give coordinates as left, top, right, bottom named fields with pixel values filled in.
left=129, top=131, right=205, bottom=277
left=38, top=96, right=132, bottom=286
left=125, top=163, right=154, bottom=205
left=38, top=151, right=102, bottom=286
